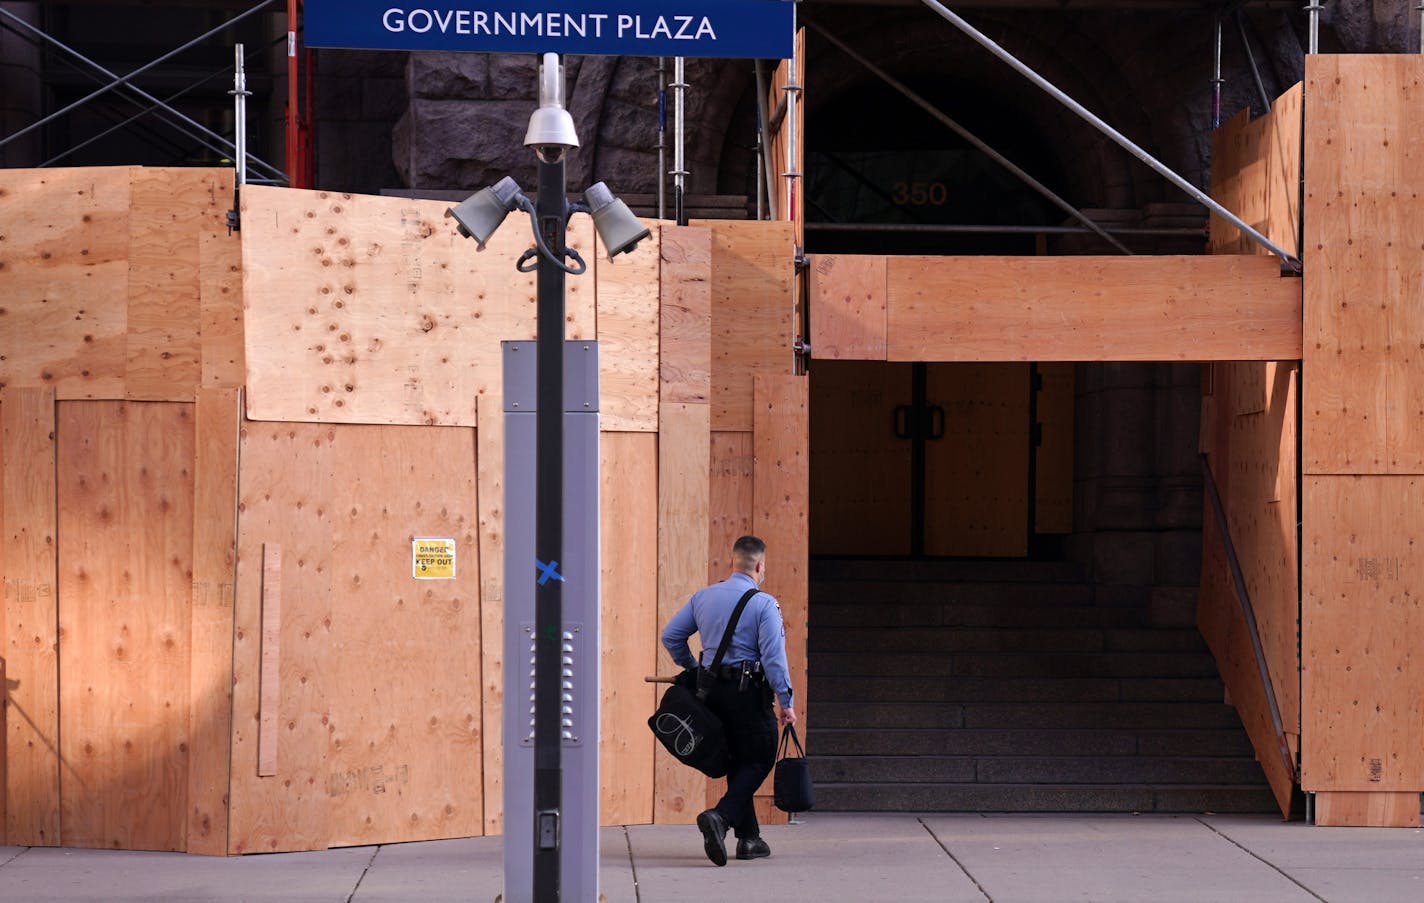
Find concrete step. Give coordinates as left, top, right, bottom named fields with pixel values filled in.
left=810, top=602, right=1145, bottom=629
left=810, top=650, right=1219, bottom=680
left=812, top=782, right=1279, bottom=813
left=810, top=755, right=1267, bottom=786
left=811, top=558, right=1085, bottom=584
left=809, top=701, right=1247, bottom=731
left=809, top=675, right=1225, bottom=705
left=810, top=581, right=1096, bottom=608
left=807, top=728, right=1257, bottom=759
left=809, top=626, right=1209, bottom=654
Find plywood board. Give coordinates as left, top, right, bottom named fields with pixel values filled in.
left=595, top=223, right=660, bottom=432
left=924, top=363, right=1030, bottom=557
left=258, top=546, right=282, bottom=778
left=126, top=169, right=227, bottom=401
left=322, top=425, right=483, bottom=848
left=241, top=187, right=533, bottom=426
left=476, top=394, right=505, bottom=836
left=752, top=374, right=809, bottom=823
left=229, top=422, right=337, bottom=854
left=659, top=226, right=712, bottom=405
left=188, top=388, right=241, bottom=855
left=806, top=255, right=887, bottom=360
left=1302, top=475, right=1424, bottom=792
left=1303, top=56, right=1424, bottom=474
left=1, top=387, right=60, bottom=846
left=886, top=255, right=1301, bottom=362
left=691, top=220, right=796, bottom=431
left=807, top=362, right=910, bottom=556
left=200, top=229, right=245, bottom=389
left=601, top=432, right=658, bottom=825
left=1209, top=85, right=1302, bottom=260
left=709, top=432, right=754, bottom=585
left=1198, top=360, right=1301, bottom=817
left=1314, top=791, right=1421, bottom=828
left=0, top=168, right=129, bottom=399
left=57, top=401, right=195, bottom=851
left=654, top=405, right=711, bottom=823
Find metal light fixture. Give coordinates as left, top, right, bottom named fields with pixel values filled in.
left=584, top=182, right=651, bottom=258
left=444, top=175, right=524, bottom=249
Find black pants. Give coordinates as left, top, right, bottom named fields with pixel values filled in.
left=703, top=677, right=777, bottom=839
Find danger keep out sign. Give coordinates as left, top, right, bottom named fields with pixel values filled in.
left=413, top=537, right=457, bottom=579
left=303, top=0, right=795, bottom=59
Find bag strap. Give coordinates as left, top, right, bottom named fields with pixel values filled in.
left=697, top=586, right=760, bottom=700
left=777, top=724, right=805, bottom=760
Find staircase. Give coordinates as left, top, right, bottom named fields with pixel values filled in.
left=806, top=559, right=1277, bottom=813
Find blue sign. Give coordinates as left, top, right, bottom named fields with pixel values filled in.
left=304, top=1, right=794, bottom=59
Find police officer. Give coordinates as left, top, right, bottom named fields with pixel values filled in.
left=661, top=534, right=796, bottom=866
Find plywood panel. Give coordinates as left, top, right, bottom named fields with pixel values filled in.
left=58, top=401, right=195, bottom=851
left=241, top=187, right=534, bottom=426
left=476, top=394, right=505, bottom=835
left=257, top=546, right=281, bottom=779
left=200, top=229, right=245, bottom=389
left=1198, top=361, right=1300, bottom=817
left=229, top=422, right=336, bottom=854
left=322, top=425, right=482, bottom=848
left=924, top=363, right=1029, bottom=557
left=1034, top=363, right=1074, bottom=534
left=601, top=432, right=658, bottom=825
left=654, top=404, right=710, bottom=823
left=188, top=388, right=240, bottom=855
left=751, top=374, right=809, bottom=824
left=126, top=169, right=227, bottom=401
left=1, top=387, right=60, bottom=846
left=709, top=432, right=754, bottom=585
left=0, top=168, right=129, bottom=399
left=1303, top=56, right=1424, bottom=473
left=1302, top=475, right=1424, bottom=792
left=659, top=226, right=712, bottom=405
left=1314, top=791, right=1421, bottom=828
left=808, top=361, right=910, bottom=556
left=1209, top=84, right=1301, bottom=260
left=886, top=255, right=1301, bottom=362
left=807, top=255, right=887, bottom=360
left=595, top=224, right=660, bottom=432
left=692, top=220, right=796, bottom=431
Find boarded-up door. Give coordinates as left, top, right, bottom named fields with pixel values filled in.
left=57, top=401, right=195, bottom=851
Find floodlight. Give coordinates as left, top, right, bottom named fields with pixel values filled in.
left=445, top=176, right=523, bottom=249
left=524, top=52, right=580, bottom=162
left=584, top=182, right=651, bottom=258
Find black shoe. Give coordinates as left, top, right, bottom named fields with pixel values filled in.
left=696, top=809, right=729, bottom=866
left=736, top=837, right=771, bottom=860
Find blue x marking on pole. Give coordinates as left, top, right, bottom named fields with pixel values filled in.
left=536, top=559, right=565, bottom=586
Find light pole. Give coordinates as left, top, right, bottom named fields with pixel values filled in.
left=446, top=52, right=648, bottom=903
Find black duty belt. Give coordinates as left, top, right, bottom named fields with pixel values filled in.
left=710, top=661, right=764, bottom=681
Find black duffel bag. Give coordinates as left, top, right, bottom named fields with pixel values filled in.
left=649, top=587, right=760, bottom=778
left=649, top=678, right=731, bottom=777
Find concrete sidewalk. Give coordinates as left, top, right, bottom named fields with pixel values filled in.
left=0, top=813, right=1420, bottom=902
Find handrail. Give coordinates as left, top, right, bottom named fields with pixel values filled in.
left=1200, top=453, right=1297, bottom=783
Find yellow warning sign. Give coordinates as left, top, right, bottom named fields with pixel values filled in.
left=412, top=537, right=456, bottom=579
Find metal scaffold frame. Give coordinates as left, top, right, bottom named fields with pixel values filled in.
left=0, top=0, right=313, bottom=188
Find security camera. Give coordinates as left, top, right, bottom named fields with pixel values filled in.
left=524, top=52, right=579, bottom=163
left=584, top=182, right=651, bottom=258
left=446, top=176, right=523, bottom=249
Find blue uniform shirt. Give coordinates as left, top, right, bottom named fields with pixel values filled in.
left=661, top=571, right=794, bottom=710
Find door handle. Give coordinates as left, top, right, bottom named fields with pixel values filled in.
left=893, top=405, right=912, bottom=439
left=926, top=405, right=945, bottom=440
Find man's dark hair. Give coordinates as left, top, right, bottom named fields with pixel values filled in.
left=733, top=535, right=766, bottom=560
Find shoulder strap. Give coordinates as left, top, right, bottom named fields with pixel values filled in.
left=697, top=587, right=760, bottom=699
